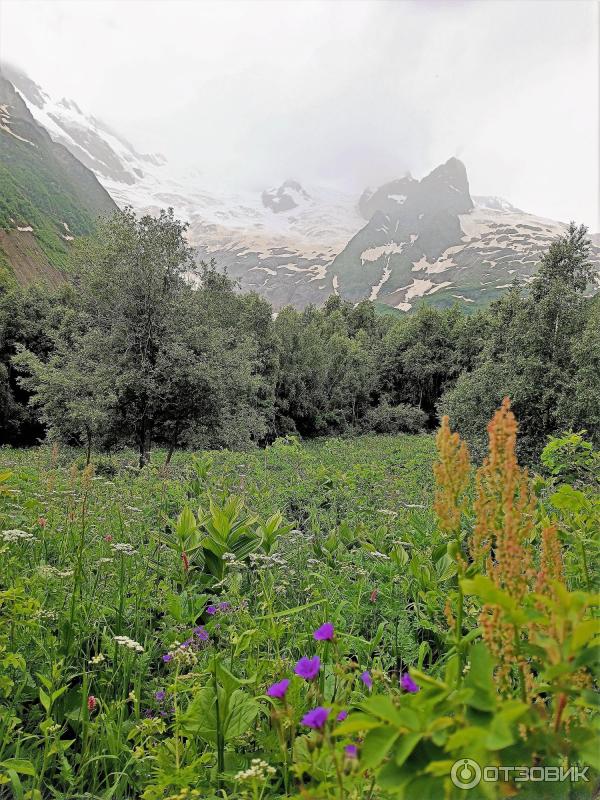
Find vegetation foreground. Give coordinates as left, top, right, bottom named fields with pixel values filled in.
left=0, top=413, right=598, bottom=799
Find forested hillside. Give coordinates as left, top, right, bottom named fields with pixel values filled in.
left=0, top=70, right=116, bottom=287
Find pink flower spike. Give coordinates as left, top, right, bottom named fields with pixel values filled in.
left=313, top=622, right=334, bottom=641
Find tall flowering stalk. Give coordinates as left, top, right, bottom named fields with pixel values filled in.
left=433, top=415, right=471, bottom=681
left=472, top=398, right=537, bottom=695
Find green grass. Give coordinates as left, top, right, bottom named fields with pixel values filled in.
left=0, top=432, right=597, bottom=799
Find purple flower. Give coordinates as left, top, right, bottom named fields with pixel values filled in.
left=344, top=744, right=358, bottom=759
left=206, top=605, right=218, bottom=616
left=360, top=671, right=373, bottom=690
left=180, top=639, right=191, bottom=649
left=313, top=622, right=334, bottom=641
left=219, top=602, right=231, bottom=612
left=194, top=626, right=209, bottom=641
left=295, top=655, right=321, bottom=680
left=337, top=710, right=348, bottom=722
left=162, top=653, right=173, bottom=663
left=267, top=678, right=290, bottom=699
left=400, top=673, right=420, bottom=693
left=302, top=706, right=331, bottom=729
left=154, top=690, right=166, bottom=702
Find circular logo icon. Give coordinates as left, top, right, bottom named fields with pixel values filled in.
left=451, top=758, right=482, bottom=789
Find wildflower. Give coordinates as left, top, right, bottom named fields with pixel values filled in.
left=295, top=655, right=320, bottom=680
left=313, top=622, right=334, bottom=641
left=155, top=690, right=166, bottom=702
left=2, top=529, right=35, bottom=543
left=87, top=695, right=97, bottom=712
left=219, top=601, right=231, bottom=612
left=38, top=517, right=47, bottom=528
left=302, top=706, right=331, bottom=729
left=182, top=552, right=189, bottom=572
left=128, top=691, right=136, bottom=703
left=206, top=605, right=218, bottom=615
left=344, top=744, right=358, bottom=759
left=88, top=653, right=105, bottom=666
left=235, top=759, right=276, bottom=781
left=267, top=679, right=290, bottom=699
left=193, top=626, right=209, bottom=641
left=370, top=589, right=378, bottom=603
left=111, top=542, right=137, bottom=556
left=360, top=671, right=373, bottom=690
left=103, top=534, right=113, bottom=542
left=400, top=673, right=419, bottom=693
left=113, top=635, right=144, bottom=653
left=337, top=710, right=348, bottom=721
left=162, top=653, right=173, bottom=663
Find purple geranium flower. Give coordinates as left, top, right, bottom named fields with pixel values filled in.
left=154, top=690, right=166, bottom=702
left=302, top=706, right=331, bottom=729
left=194, top=626, right=209, bottom=641
left=400, top=672, right=420, bottom=693
left=267, top=678, right=290, bottom=699
left=162, top=653, right=173, bottom=663
left=206, top=605, right=218, bottom=615
left=295, top=655, right=321, bottom=680
left=344, top=744, right=358, bottom=759
left=219, top=602, right=231, bottom=612
left=360, top=671, right=373, bottom=690
left=313, top=622, right=334, bottom=641
left=337, top=710, right=348, bottom=722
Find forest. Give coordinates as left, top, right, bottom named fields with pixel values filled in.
left=0, top=209, right=598, bottom=465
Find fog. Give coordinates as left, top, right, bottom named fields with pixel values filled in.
left=1, top=0, right=598, bottom=227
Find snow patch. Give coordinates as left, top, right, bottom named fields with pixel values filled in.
left=361, top=243, right=404, bottom=263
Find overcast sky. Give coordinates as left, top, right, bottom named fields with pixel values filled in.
left=0, top=0, right=598, bottom=228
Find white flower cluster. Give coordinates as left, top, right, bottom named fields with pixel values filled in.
left=114, top=635, right=144, bottom=653
left=89, top=653, right=106, bottom=666
left=235, top=759, right=276, bottom=782
left=222, top=552, right=237, bottom=563
left=111, top=543, right=137, bottom=556
left=38, top=564, right=73, bottom=579
left=249, top=552, right=287, bottom=568
left=166, top=642, right=198, bottom=668
left=2, top=529, right=35, bottom=543
left=367, top=550, right=391, bottom=561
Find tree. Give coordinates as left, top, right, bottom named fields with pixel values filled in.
left=439, top=224, right=599, bottom=460
left=73, top=207, right=195, bottom=466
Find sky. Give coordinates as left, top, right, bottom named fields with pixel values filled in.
left=0, top=0, right=598, bottom=228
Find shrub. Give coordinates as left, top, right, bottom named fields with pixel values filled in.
left=360, top=401, right=427, bottom=434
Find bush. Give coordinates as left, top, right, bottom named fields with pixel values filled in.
left=360, top=401, right=427, bottom=434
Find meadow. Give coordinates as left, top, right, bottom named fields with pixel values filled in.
left=0, top=413, right=598, bottom=799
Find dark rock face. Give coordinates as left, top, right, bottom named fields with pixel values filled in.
left=262, top=180, right=310, bottom=213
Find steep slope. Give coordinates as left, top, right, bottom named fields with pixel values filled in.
left=325, top=158, right=599, bottom=312
left=0, top=68, right=116, bottom=287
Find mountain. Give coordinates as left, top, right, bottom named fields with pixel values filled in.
left=0, top=66, right=116, bottom=287
left=322, top=157, right=598, bottom=312
left=5, top=65, right=598, bottom=309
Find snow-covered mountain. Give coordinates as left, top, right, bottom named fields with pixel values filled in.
left=5, top=63, right=598, bottom=311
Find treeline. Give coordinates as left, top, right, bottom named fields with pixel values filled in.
left=0, top=209, right=598, bottom=464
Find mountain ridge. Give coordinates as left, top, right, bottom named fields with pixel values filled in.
left=3, top=64, right=599, bottom=309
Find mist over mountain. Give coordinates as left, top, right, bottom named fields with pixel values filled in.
left=1, top=64, right=599, bottom=310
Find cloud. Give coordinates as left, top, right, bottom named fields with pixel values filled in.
left=0, top=0, right=597, bottom=227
